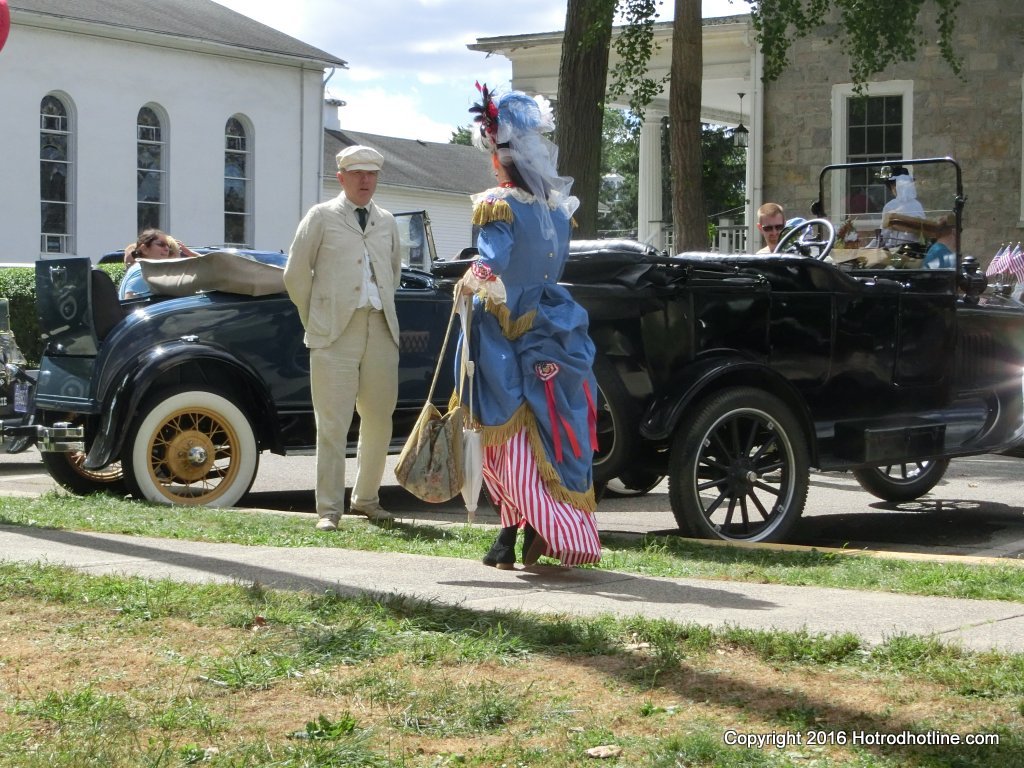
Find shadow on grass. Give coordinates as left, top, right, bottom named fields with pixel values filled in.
left=0, top=523, right=1019, bottom=767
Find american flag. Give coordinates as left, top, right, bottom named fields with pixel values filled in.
left=987, top=244, right=1009, bottom=276
left=1008, top=243, right=1024, bottom=282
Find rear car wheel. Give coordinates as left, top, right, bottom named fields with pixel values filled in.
left=41, top=451, right=125, bottom=496
left=852, top=458, right=949, bottom=502
left=124, top=388, right=258, bottom=507
left=668, top=387, right=809, bottom=543
left=591, top=353, right=640, bottom=486
left=39, top=412, right=125, bottom=495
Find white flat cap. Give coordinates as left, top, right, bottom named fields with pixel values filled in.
left=337, top=145, right=384, bottom=172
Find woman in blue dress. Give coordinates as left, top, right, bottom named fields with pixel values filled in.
left=458, top=85, right=601, bottom=569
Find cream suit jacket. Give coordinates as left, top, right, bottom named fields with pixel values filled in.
left=284, top=194, right=403, bottom=348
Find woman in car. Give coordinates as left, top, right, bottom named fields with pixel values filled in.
left=119, top=229, right=199, bottom=299
left=458, top=84, right=601, bottom=570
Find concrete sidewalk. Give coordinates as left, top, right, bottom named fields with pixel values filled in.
left=1, top=524, right=1022, bottom=654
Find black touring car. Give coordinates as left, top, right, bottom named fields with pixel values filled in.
left=8, top=159, right=1024, bottom=543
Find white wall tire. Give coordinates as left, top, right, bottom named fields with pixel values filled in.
left=124, top=388, right=258, bottom=507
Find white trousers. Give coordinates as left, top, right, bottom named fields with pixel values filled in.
left=309, top=308, right=399, bottom=517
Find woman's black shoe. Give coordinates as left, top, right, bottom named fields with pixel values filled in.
left=522, top=524, right=546, bottom=566
left=483, top=525, right=518, bottom=570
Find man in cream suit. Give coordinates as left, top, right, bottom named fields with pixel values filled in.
left=284, top=145, right=402, bottom=530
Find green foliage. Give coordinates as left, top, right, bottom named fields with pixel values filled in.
left=750, top=0, right=964, bottom=88
left=105, top=262, right=127, bottom=284
left=0, top=266, right=39, bottom=366
left=11, top=685, right=133, bottom=727
left=722, top=626, right=864, bottom=664
left=301, top=712, right=359, bottom=740
left=599, top=111, right=745, bottom=239
left=599, top=108, right=641, bottom=235
left=450, top=125, right=473, bottom=146
left=607, top=0, right=669, bottom=121
left=646, top=731, right=774, bottom=768
left=701, top=124, right=747, bottom=221
left=396, top=679, right=521, bottom=736
left=299, top=618, right=390, bottom=664
left=287, top=713, right=385, bottom=767
left=202, top=634, right=311, bottom=690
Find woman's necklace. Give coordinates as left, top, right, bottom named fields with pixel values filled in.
left=498, top=181, right=516, bottom=188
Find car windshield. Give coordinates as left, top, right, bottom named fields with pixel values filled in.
left=394, top=211, right=432, bottom=271
left=818, top=159, right=960, bottom=270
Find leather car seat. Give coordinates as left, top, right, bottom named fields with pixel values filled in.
left=90, top=269, right=125, bottom=342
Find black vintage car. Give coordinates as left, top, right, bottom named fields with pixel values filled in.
left=0, top=298, right=36, bottom=454
left=12, top=159, right=1024, bottom=543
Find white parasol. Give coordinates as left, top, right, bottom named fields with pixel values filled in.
left=457, top=294, right=483, bottom=520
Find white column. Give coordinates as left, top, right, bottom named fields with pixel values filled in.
left=637, top=112, right=664, bottom=251
left=746, top=46, right=765, bottom=252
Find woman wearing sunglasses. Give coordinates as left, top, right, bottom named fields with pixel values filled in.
left=119, top=229, right=199, bottom=299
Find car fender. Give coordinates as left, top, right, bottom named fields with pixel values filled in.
left=639, top=354, right=817, bottom=461
left=84, top=340, right=277, bottom=469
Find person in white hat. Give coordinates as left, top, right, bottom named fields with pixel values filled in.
left=284, top=145, right=402, bottom=529
left=875, top=165, right=926, bottom=249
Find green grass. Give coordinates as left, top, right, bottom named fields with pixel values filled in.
left=2, top=492, right=1024, bottom=603
left=0, top=563, right=1020, bottom=767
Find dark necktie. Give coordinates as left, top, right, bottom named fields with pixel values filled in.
left=356, top=207, right=368, bottom=231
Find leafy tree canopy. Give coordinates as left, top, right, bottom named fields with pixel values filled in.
left=606, top=0, right=668, bottom=120
left=749, top=0, right=963, bottom=88
left=604, top=0, right=964, bottom=114
left=450, top=125, right=473, bottom=146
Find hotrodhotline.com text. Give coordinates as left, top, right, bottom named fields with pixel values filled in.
left=723, top=729, right=1000, bottom=749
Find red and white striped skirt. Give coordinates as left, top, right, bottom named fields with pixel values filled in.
left=482, top=428, right=601, bottom=566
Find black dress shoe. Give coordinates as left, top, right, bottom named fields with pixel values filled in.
left=483, top=526, right=518, bottom=570
left=482, top=541, right=515, bottom=570
left=522, top=524, right=546, bottom=566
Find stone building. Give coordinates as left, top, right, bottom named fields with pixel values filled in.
left=761, top=0, right=1023, bottom=258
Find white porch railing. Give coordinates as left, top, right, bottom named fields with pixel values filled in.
left=715, top=219, right=748, bottom=254
left=661, top=218, right=749, bottom=255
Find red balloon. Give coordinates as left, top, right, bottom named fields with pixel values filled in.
left=0, top=1, right=9, bottom=55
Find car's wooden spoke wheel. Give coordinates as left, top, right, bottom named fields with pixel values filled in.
left=125, top=388, right=258, bottom=507
left=40, top=413, right=125, bottom=496
left=154, top=418, right=232, bottom=488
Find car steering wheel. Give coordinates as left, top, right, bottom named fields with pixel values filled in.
left=773, top=218, right=836, bottom=261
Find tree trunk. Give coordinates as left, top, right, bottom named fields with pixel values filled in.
left=669, top=0, right=707, bottom=252
left=555, top=0, right=615, bottom=239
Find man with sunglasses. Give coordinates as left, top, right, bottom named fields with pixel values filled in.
left=756, top=202, right=786, bottom=253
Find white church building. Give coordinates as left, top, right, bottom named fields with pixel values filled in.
left=0, top=1, right=545, bottom=268
left=1, top=0, right=342, bottom=263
